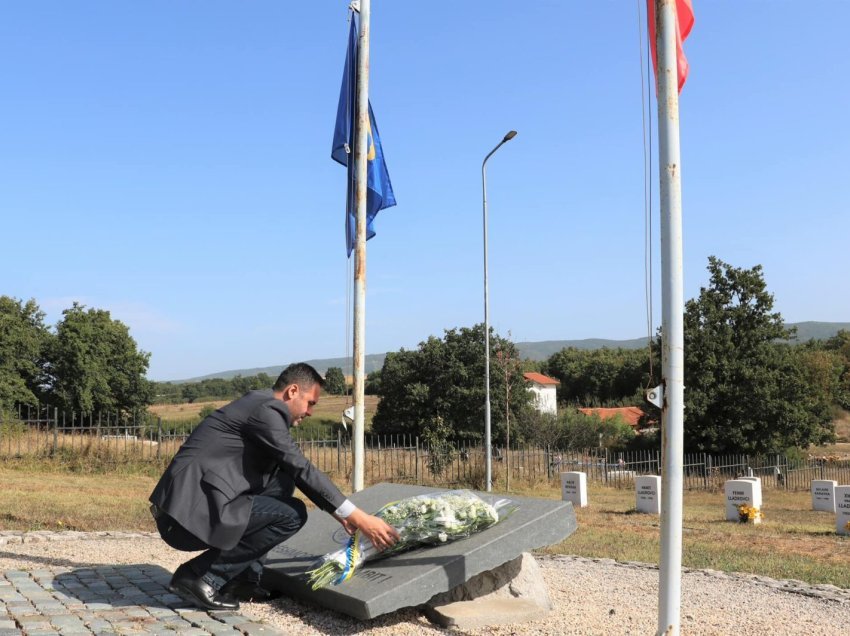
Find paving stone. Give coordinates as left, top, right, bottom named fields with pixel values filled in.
left=263, top=482, right=577, bottom=620
left=85, top=619, right=113, bottom=632
left=0, top=629, right=22, bottom=636
left=15, top=614, right=51, bottom=627
left=123, top=608, right=153, bottom=619
left=85, top=602, right=115, bottom=611
left=214, top=614, right=250, bottom=626
left=145, top=607, right=178, bottom=619
left=0, top=595, right=25, bottom=604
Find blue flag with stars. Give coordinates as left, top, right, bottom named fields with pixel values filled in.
left=332, top=13, right=396, bottom=257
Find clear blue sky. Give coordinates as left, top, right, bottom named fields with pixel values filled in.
left=2, top=2, right=848, bottom=381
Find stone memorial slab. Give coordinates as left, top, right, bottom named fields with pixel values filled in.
left=836, top=486, right=850, bottom=536
left=812, top=480, right=837, bottom=513
left=262, top=482, right=577, bottom=620
left=635, top=476, right=661, bottom=515
left=560, top=471, right=587, bottom=508
left=724, top=479, right=762, bottom=522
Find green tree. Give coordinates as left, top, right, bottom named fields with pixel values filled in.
left=150, top=381, right=182, bottom=404
left=47, top=303, right=153, bottom=415
left=422, top=415, right=455, bottom=475
left=364, top=369, right=382, bottom=395
left=683, top=257, right=834, bottom=453
left=823, top=330, right=850, bottom=409
left=372, top=324, right=532, bottom=440
left=324, top=367, right=347, bottom=396
left=0, top=296, right=51, bottom=408
left=560, top=410, right=635, bottom=451
left=543, top=346, right=653, bottom=406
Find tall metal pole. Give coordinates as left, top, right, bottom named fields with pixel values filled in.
left=481, top=130, right=516, bottom=493
left=352, top=0, right=371, bottom=493
left=655, top=0, right=685, bottom=633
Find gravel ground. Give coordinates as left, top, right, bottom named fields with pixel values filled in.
left=0, top=532, right=847, bottom=635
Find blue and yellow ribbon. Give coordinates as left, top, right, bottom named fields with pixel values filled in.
left=335, top=529, right=362, bottom=584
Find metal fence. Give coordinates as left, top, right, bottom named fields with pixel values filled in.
left=2, top=406, right=849, bottom=490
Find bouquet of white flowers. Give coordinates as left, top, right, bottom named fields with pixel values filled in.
left=307, top=489, right=514, bottom=589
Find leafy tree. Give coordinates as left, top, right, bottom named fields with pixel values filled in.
left=324, top=367, right=347, bottom=396
left=560, top=410, right=635, bottom=451
left=364, top=369, right=382, bottom=395
left=683, top=257, right=834, bottom=453
left=543, top=346, right=654, bottom=407
left=372, top=324, right=532, bottom=440
left=422, top=415, right=455, bottom=475
left=151, top=381, right=183, bottom=404
left=47, top=303, right=153, bottom=415
left=0, top=296, right=51, bottom=408
left=516, top=410, right=562, bottom=448
left=823, top=330, right=850, bottom=409
left=231, top=375, right=254, bottom=396
left=181, top=383, right=202, bottom=404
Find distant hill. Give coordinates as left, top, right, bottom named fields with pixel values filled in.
left=170, top=321, right=848, bottom=383
left=785, top=321, right=850, bottom=343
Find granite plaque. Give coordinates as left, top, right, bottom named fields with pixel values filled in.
left=560, top=471, right=587, bottom=508
left=262, top=482, right=577, bottom=620
left=724, top=479, right=762, bottom=522
left=811, top=480, right=837, bottom=513
left=635, top=476, right=661, bottom=515
left=836, top=485, right=850, bottom=536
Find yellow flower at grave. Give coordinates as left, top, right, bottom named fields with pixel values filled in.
left=737, top=504, right=763, bottom=523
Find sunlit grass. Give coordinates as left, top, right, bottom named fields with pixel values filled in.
left=1, top=465, right=848, bottom=588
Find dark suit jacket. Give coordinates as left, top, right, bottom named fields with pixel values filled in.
left=149, top=390, right=346, bottom=550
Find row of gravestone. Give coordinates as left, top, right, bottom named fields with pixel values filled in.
left=560, top=471, right=850, bottom=535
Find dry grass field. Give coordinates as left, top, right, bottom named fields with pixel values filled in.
left=148, top=395, right=379, bottom=426
left=1, top=466, right=848, bottom=589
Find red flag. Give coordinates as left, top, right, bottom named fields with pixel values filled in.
left=648, top=0, right=695, bottom=93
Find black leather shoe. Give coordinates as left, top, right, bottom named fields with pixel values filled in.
left=168, top=563, right=240, bottom=611
left=219, top=579, right=281, bottom=602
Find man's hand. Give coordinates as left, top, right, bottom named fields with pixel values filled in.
left=344, top=508, right=400, bottom=551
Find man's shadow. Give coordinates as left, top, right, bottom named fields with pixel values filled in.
left=1, top=551, right=191, bottom=611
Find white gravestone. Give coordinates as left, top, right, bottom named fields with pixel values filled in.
left=560, top=472, right=587, bottom=508
left=635, top=476, right=661, bottom=515
left=836, top=486, right=850, bottom=536
left=724, top=479, right=762, bottom=522
left=811, top=480, right=837, bottom=513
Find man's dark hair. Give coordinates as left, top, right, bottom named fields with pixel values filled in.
left=273, top=363, right=325, bottom=391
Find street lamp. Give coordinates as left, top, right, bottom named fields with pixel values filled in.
left=482, top=130, right=517, bottom=492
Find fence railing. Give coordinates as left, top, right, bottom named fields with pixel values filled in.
left=2, top=407, right=849, bottom=490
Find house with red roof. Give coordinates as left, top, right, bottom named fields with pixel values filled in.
left=577, top=406, right=644, bottom=428
left=523, top=372, right=560, bottom=415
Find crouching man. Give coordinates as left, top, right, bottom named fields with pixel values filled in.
left=149, top=363, right=399, bottom=610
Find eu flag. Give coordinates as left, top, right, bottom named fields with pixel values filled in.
left=332, top=13, right=396, bottom=257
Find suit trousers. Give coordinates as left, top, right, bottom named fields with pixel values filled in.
left=155, top=472, right=308, bottom=587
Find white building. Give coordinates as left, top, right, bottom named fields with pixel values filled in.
left=523, top=372, right=560, bottom=415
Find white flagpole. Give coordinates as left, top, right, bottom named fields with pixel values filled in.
left=654, top=0, right=685, bottom=633
left=351, top=0, right=371, bottom=492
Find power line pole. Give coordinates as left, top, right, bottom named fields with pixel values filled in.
left=654, top=0, right=686, bottom=633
